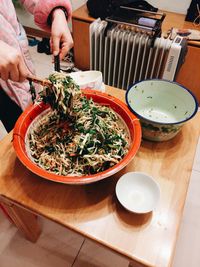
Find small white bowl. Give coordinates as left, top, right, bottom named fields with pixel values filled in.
left=116, top=172, right=160, bottom=214
left=69, top=71, right=104, bottom=91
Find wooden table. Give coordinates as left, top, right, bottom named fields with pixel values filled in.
left=0, top=86, right=200, bottom=267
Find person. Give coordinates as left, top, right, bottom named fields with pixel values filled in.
left=0, top=0, right=73, bottom=132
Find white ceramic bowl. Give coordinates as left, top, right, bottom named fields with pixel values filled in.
left=116, top=172, right=160, bottom=214
left=126, top=79, right=198, bottom=141
left=69, top=71, right=104, bottom=91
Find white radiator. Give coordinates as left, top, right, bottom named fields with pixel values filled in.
left=90, top=19, right=186, bottom=90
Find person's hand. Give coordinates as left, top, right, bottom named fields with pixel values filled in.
left=0, top=41, right=30, bottom=82
left=50, top=8, right=73, bottom=60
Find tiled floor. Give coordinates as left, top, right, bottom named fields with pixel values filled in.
left=0, top=45, right=200, bottom=267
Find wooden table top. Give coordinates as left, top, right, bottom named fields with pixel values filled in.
left=0, top=86, right=200, bottom=267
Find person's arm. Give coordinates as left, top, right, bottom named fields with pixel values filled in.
left=0, top=41, right=30, bottom=82
left=20, top=0, right=73, bottom=59
left=50, top=8, right=73, bottom=59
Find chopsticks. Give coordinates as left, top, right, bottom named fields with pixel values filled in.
left=54, top=55, right=60, bottom=72
left=27, top=76, right=52, bottom=87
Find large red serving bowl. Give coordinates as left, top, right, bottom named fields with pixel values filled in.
left=13, top=89, right=141, bottom=184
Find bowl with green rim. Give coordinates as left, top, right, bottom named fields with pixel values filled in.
left=126, top=79, right=198, bottom=141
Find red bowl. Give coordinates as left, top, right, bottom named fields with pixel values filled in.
left=13, top=89, right=141, bottom=184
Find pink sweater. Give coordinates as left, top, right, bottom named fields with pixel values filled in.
left=0, top=0, right=72, bottom=110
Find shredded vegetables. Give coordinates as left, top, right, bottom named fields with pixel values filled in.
left=27, top=72, right=129, bottom=176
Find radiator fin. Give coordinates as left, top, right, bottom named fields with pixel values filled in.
left=90, top=20, right=174, bottom=90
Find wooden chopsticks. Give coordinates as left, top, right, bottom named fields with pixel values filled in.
left=27, top=76, right=52, bottom=87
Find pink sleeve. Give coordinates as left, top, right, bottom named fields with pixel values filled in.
left=20, top=0, right=72, bottom=32
left=20, top=0, right=38, bottom=13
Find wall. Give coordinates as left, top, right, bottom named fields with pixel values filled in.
left=148, top=0, right=191, bottom=14
left=71, top=0, right=87, bottom=11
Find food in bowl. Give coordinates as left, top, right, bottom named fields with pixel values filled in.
left=13, top=73, right=142, bottom=184
left=28, top=73, right=129, bottom=175
left=126, top=79, right=198, bottom=141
